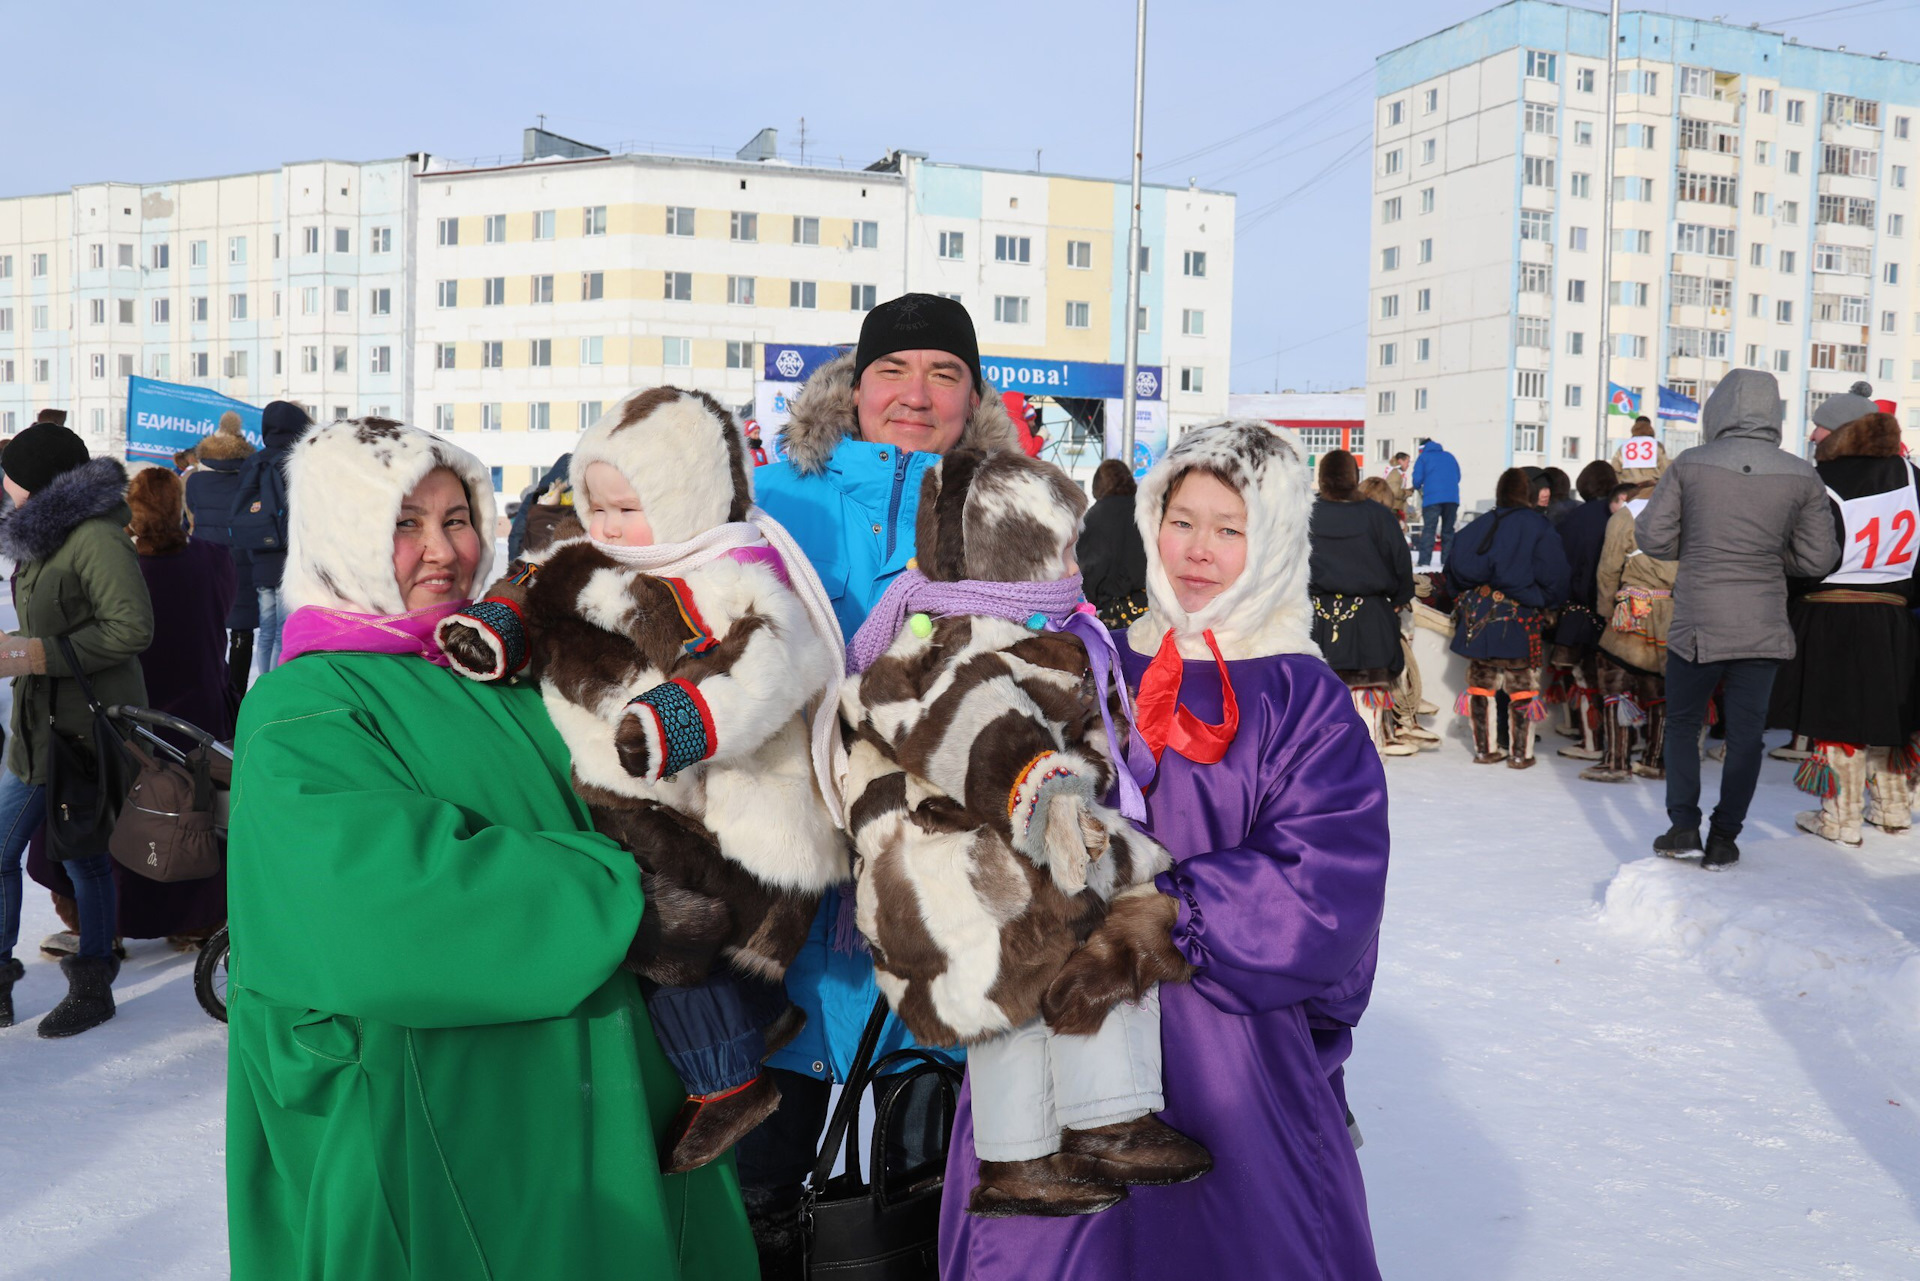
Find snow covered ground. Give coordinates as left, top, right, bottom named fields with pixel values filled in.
left=3, top=698, right=1919, bottom=1278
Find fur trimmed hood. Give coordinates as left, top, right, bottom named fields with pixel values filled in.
left=570, top=387, right=751, bottom=544
left=194, top=421, right=255, bottom=462
left=775, top=352, right=1020, bottom=477
left=0, top=457, right=130, bottom=563
left=282, top=418, right=497, bottom=615
left=1815, top=411, right=1904, bottom=462
left=914, top=449, right=1086, bottom=583
left=1127, top=419, right=1320, bottom=662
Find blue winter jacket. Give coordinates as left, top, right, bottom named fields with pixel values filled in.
left=1410, top=439, right=1462, bottom=506
left=1447, top=505, right=1572, bottom=660
left=752, top=353, right=1018, bottom=1082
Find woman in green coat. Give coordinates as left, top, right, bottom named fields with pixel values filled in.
left=226, top=417, right=758, bottom=1280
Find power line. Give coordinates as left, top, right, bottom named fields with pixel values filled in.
left=1755, top=0, right=1902, bottom=24
left=1230, top=319, right=1367, bottom=368
left=1235, top=135, right=1372, bottom=232
left=1199, top=122, right=1371, bottom=190
left=1146, top=65, right=1372, bottom=175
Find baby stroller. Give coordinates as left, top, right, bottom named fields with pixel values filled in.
left=105, top=705, right=235, bottom=1023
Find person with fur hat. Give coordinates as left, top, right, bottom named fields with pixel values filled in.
left=225, top=416, right=756, bottom=1279
left=942, top=420, right=1388, bottom=1277
left=1549, top=460, right=1622, bottom=761
left=740, top=292, right=1016, bottom=1265
left=185, top=410, right=259, bottom=694
left=840, top=447, right=1207, bottom=1219
left=228, top=400, right=311, bottom=676
left=0, top=422, right=153, bottom=1036
left=432, top=387, right=847, bottom=1176
left=1769, top=407, right=1920, bottom=844
left=1446, top=468, right=1573, bottom=768
left=1586, top=481, right=1678, bottom=782
left=1611, top=415, right=1672, bottom=486
left=1310, top=449, right=1420, bottom=757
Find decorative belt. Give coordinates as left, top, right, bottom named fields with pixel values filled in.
left=1455, top=585, right=1548, bottom=666
left=1806, top=589, right=1907, bottom=607
left=1609, top=587, right=1669, bottom=641
left=1312, top=593, right=1366, bottom=644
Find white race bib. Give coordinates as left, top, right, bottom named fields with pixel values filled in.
left=1826, top=472, right=1920, bottom=585
left=1620, top=437, right=1659, bottom=468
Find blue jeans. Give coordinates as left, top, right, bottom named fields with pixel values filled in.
left=1424, top=502, right=1458, bottom=563
left=0, top=770, right=118, bottom=962
left=1664, top=653, right=1778, bottom=840
left=256, top=585, right=286, bottom=673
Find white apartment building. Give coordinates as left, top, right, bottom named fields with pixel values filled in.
left=1370, top=1, right=1920, bottom=503
left=0, top=159, right=411, bottom=445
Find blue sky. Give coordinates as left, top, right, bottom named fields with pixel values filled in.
left=19, top=0, right=1920, bottom=394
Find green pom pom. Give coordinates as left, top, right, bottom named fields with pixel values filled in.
left=909, top=612, right=933, bottom=638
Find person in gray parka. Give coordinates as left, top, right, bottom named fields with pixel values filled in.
left=1636, top=370, right=1838, bottom=869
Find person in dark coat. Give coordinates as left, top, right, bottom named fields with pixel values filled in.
left=1768, top=408, right=1920, bottom=845
left=1311, top=451, right=1416, bottom=758
left=185, top=411, right=257, bottom=696
left=1539, top=467, right=1578, bottom=525
left=118, top=467, right=233, bottom=944
left=1077, top=458, right=1149, bottom=628
left=228, top=400, right=310, bottom=675
left=1547, top=460, right=1620, bottom=761
left=1448, top=468, right=1572, bottom=768
left=508, top=450, right=574, bottom=559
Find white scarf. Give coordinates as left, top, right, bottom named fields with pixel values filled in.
left=591, top=506, right=849, bottom=825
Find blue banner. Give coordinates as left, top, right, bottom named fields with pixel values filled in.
left=979, top=355, right=1163, bottom=401
left=762, top=343, right=850, bottom=384
left=1657, top=385, right=1700, bottom=423
left=126, top=377, right=262, bottom=463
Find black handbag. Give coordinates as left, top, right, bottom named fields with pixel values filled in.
left=43, top=636, right=137, bottom=862
left=802, top=999, right=963, bottom=1280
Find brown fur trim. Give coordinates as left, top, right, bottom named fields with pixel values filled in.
left=193, top=426, right=255, bottom=461
left=1816, top=412, right=1904, bottom=462
left=775, top=352, right=1020, bottom=476
left=1040, top=891, right=1192, bottom=1036
left=1494, top=467, right=1534, bottom=509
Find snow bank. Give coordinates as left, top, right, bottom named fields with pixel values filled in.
left=1599, top=842, right=1920, bottom=1042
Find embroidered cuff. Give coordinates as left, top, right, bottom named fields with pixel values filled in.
left=626, top=679, right=717, bottom=780
left=1007, top=750, right=1095, bottom=863
left=437, top=597, right=529, bottom=682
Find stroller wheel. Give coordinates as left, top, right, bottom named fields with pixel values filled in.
left=195, top=926, right=230, bottom=1024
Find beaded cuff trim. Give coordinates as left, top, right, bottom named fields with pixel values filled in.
left=628, top=678, right=716, bottom=779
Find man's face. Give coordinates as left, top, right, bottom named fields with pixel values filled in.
left=855, top=350, right=978, bottom=455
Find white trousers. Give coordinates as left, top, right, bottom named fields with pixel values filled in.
left=968, top=986, right=1165, bottom=1163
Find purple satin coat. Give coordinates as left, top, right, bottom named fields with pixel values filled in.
left=939, top=645, right=1389, bottom=1280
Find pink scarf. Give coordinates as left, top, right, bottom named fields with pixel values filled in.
left=280, top=601, right=471, bottom=667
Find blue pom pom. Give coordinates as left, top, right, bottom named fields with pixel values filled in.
left=1026, top=612, right=1047, bottom=631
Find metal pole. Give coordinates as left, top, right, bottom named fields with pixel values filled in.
left=1595, top=0, right=1621, bottom=462
left=1121, top=0, right=1147, bottom=466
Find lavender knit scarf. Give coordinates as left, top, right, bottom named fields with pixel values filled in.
left=845, top=569, right=1088, bottom=674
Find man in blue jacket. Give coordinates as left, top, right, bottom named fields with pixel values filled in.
left=1411, top=437, right=1462, bottom=567
left=226, top=400, right=310, bottom=673
left=746, top=293, right=1018, bottom=1272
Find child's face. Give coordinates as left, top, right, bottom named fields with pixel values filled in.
left=584, top=462, right=654, bottom=546
left=1158, top=470, right=1248, bottom=614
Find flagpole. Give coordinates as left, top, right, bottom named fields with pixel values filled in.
left=1595, top=0, right=1621, bottom=461
left=1121, top=0, right=1147, bottom=468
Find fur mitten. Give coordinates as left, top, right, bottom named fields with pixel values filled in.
left=623, top=870, right=734, bottom=987
left=1041, top=889, right=1194, bottom=1036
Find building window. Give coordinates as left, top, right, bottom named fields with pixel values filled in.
left=661, top=271, right=693, bottom=301
left=529, top=339, right=551, bottom=367
left=525, top=402, right=550, bottom=432
left=1515, top=370, right=1546, bottom=399
left=1567, top=279, right=1586, bottom=303
left=1515, top=422, right=1542, bottom=453
left=1524, top=50, right=1556, bottom=82
left=1786, top=150, right=1802, bottom=175
left=1619, top=123, right=1658, bottom=149
left=89, top=242, right=106, bottom=270
left=1061, top=239, right=1091, bottom=269
left=1420, top=187, right=1435, bottom=213
left=370, top=226, right=392, bottom=253
left=1420, top=138, right=1436, bottom=165
left=994, top=235, right=1032, bottom=264
left=728, top=275, right=756, bottom=306
left=152, top=298, right=169, bottom=325
left=30, top=252, right=48, bottom=277
left=31, top=358, right=48, bottom=382
left=1379, top=295, right=1398, bottom=320
left=1516, top=317, right=1549, bottom=347
left=1387, top=100, right=1404, bottom=126
left=481, top=404, right=503, bottom=432
left=577, top=402, right=603, bottom=431
left=1758, top=87, right=1775, bottom=113
left=581, top=337, right=604, bottom=366
left=370, top=346, right=392, bottom=374
left=1674, top=224, right=1735, bottom=258
left=730, top=211, right=757, bottom=242
left=333, top=288, right=350, bottom=314
left=437, top=280, right=458, bottom=308
left=1883, top=310, right=1899, bottom=334
left=1775, top=350, right=1791, bottom=373
left=1565, top=385, right=1583, bottom=408
left=993, top=295, right=1030, bottom=324
left=1066, top=301, right=1092, bottom=329
left=1612, top=228, right=1650, bottom=253
left=1900, top=116, right=1913, bottom=139
left=227, top=235, right=247, bottom=265
left=229, top=293, right=249, bottom=320
left=301, top=346, right=318, bottom=373
left=1574, top=121, right=1593, bottom=146
left=1383, top=197, right=1402, bottom=223
left=189, top=296, right=208, bottom=323
left=853, top=220, right=879, bottom=249
left=1182, top=250, right=1207, bottom=278
left=1519, top=210, right=1552, bottom=241
left=187, top=352, right=210, bottom=378
left=1415, top=337, right=1431, bottom=361
left=1180, top=367, right=1205, bottom=393
left=1612, top=176, right=1654, bottom=202
left=149, top=244, right=168, bottom=270
left=31, top=304, right=46, bottom=330
left=1383, top=149, right=1403, bottom=175
left=1612, top=281, right=1649, bottom=306
left=1424, top=87, right=1440, bottom=112
left=1523, top=102, right=1556, bottom=134
left=851, top=284, right=877, bottom=312
left=332, top=346, right=349, bottom=373
left=482, top=341, right=503, bottom=369
left=665, top=206, right=696, bottom=237
left=940, top=230, right=966, bottom=260
left=369, top=287, right=392, bottom=315
left=1678, top=171, right=1738, bottom=206
left=1382, top=246, right=1400, bottom=271
left=792, top=216, right=819, bottom=245
left=90, top=353, right=106, bottom=379
left=1613, top=334, right=1646, bottom=359
left=663, top=337, right=691, bottom=367
left=435, top=343, right=456, bottom=371
left=726, top=341, right=752, bottom=369
left=1379, top=342, right=1398, bottom=368
left=789, top=280, right=817, bottom=309
left=1137, top=306, right=1150, bottom=332
left=584, top=206, right=607, bottom=236
left=1780, top=249, right=1797, bottom=274
left=1415, top=288, right=1431, bottom=312
left=483, top=277, right=506, bottom=306
left=1570, top=172, right=1591, bottom=198
left=1377, top=391, right=1396, bottom=414
left=527, top=274, right=552, bottom=304
left=1520, top=263, right=1551, bottom=293
left=581, top=271, right=604, bottom=301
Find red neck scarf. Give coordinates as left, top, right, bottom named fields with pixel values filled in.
left=1133, top=627, right=1240, bottom=764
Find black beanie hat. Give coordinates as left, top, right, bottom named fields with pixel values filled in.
left=2, top=421, right=90, bottom=493
left=261, top=399, right=312, bottom=444
left=853, top=293, right=983, bottom=390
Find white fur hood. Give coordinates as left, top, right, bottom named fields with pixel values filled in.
left=1126, top=418, right=1320, bottom=662
left=282, top=418, right=497, bottom=614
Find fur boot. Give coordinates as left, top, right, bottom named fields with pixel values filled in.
left=969, top=1155, right=1128, bottom=1218
left=1041, top=891, right=1194, bottom=1037
left=1632, top=701, right=1667, bottom=779
left=1866, top=747, right=1913, bottom=833
left=1557, top=685, right=1603, bottom=761
left=1058, top=1115, right=1213, bottom=1187
left=37, top=954, right=117, bottom=1038
left=1468, top=693, right=1504, bottom=764
left=1797, top=745, right=1867, bottom=847
left=1353, top=687, right=1415, bottom=758
left=0, top=956, right=22, bottom=1029
left=1581, top=715, right=1634, bottom=783
left=660, top=1072, right=783, bottom=1175
left=1506, top=696, right=1538, bottom=769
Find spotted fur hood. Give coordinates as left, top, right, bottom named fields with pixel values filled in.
left=1127, top=419, right=1320, bottom=662
left=282, top=418, right=497, bottom=615
left=570, top=386, right=751, bottom=544
left=775, top=352, right=1021, bottom=476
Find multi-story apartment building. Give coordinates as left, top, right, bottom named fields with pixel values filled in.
left=0, top=159, right=411, bottom=444
left=0, top=133, right=1232, bottom=495
left=1370, top=1, right=1920, bottom=502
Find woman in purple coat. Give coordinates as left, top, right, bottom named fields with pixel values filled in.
left=940, top=420, right=1390, bottom=1277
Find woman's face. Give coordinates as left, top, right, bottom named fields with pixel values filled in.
left=584, top=461, right=655, bottom=546
left=2, top=476, right=28, bottom=508
left=392, top=467, right=482, bottom=611
left=1157, top=470, right=1248, bottom=614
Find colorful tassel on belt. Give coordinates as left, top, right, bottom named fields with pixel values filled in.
left=1794, top=741, right=1856, bottom=799
left=1455, top=686, right=1496, bottom=716
left=1511, top=690, right=1549, bottom=721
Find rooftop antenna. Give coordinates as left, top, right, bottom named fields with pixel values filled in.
left=1035, top=148, right=1042, bottom=172
left=537, top=113, right=547, bottom=130
left=798, top=116, right=808, bottom=166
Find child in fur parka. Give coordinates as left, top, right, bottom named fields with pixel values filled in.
left=840, top=448, right=1212, bottom=1219
left=435, top=387, right=849, bottom=1175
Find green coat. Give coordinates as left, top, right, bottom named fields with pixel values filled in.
left=226, top=651, right=759, bottom=1281
left=8, top=502, right=153, bottom=784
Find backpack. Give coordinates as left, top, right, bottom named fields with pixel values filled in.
left=228, top=448, right=290, bottom=556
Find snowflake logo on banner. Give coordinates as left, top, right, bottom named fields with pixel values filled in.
left=774, top=349, right=805, bottom=379
left=1135, top=369, right=1159, bottom=398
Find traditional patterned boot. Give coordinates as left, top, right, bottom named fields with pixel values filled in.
left=1557, top=686, right=1603, bottom=761
left=1796, top=744, right=1866, bottom=847
left=1466, top=692, right=1504, bottom=764
left=1580, top=714, right=1633, bottom=783
left=1355, top=688, right=1416, bottom=758
left=1506, top=693, right=1539, bottom=770
left=1632, top=700, right=1666, bottom=780
left=1866, top=747, right=1913, bottom=833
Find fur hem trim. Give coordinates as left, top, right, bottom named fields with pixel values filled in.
left=776, top=352, right=1020, bottom=476
left=1816, top=412, right=1905, bottom=462
left=0, top=458, right=129, bottom=563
